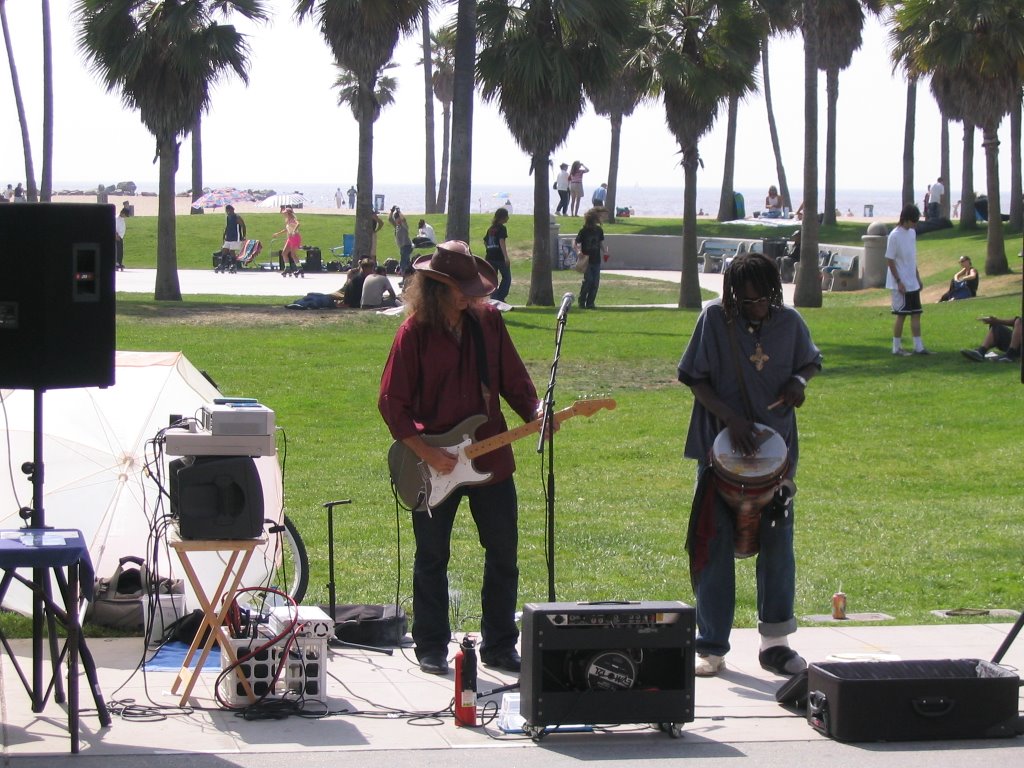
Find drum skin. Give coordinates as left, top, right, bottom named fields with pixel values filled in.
left=711, top=424, right=789, bottom=558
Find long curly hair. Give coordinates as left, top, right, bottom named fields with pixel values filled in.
left=403, top=272, right=484, bottom=331
left=721, top=252, right=783, bottom=319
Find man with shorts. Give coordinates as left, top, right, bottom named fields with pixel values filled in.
left=886, top=204, right=929, bottom=356
left=216, top=204, right=246, bottom=272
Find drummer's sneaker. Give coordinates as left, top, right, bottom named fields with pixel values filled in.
left=759, top=646, right=807, bottom=677
left=695, top=654, right=726, bottom=677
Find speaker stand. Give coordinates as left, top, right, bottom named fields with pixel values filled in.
left=991, top=610, right=1024, bottom=664
left=320, top=500, right=392, bottom=656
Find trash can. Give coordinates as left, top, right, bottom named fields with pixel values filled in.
left=303, top=247, right=322, bottom=273
left=762, top=237, right=788, bottom=262
left=863, top=204, right=874, bottom=217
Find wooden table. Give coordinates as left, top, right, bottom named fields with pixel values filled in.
left=169, top=538, right=264, bottom=706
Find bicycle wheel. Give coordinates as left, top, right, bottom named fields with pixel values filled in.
left=269, top=515, right=309, bottom=604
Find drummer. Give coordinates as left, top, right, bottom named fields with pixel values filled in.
left=677, top=251, right=822, bottom=679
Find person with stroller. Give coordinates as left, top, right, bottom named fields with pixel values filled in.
left=274, top=207, right=302, bottom=276
left=215, top=205, right=246, bottom=273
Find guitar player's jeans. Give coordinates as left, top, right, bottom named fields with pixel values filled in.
left=410, top=476, right=520, bottom=660
left=693, top=469, right=797, bottom=658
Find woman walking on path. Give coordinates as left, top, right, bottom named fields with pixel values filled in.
left=569, top=161, right=589, bottom=216
left=484, top=208, right=511, bottom=302
left=275, top=207, right=302, bottom=275
left=575, top=208, right=605, bottom=309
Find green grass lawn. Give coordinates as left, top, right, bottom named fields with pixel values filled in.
left=4, top=213, right=1020, bottom=638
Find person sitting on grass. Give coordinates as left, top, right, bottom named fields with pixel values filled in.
left=361, top=265, right=400, bottom=309
left=938, top=255, right=979, bottom=302
left=960, top=316, right=1022, bottom=363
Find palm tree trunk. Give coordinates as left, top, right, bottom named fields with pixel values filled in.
left=354, top=85, right=376, bottom=258
left=717, top=94, right=738, bottom=221
left=794, top=0, right=821, bottom=309
left=527, top=154, right=553, bottom=306
left=902, top=80, right=916, bottom=206
left=1010, top=92, right=1022, bottom=231
left=435, top=102, right=451, bottom=213
left=679, top=143, right=702, bottom=310
left=763, top=40, right=791, bottom=211
left=191, top=114, right=203, bottom=212
left=959, top=122, right=976, bottom=230
left=939, top=118, right=950, bottom=219
left=822, top=66, right=838, bottom=227
left=40, top=0, right=53, bottom=202
left=2, top=4, right=38, bottom=204
left=154, top=134, right=182, bottom=302
left=421, top=7, right=437, bottom=214
left=446, top=0, right=476, bottom=242
left=605, top=111, right=622, bottom=224
left=981, top=127, right=1008, bottom=276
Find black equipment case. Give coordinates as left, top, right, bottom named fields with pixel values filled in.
left=807, top=659, right=1022, bottom=742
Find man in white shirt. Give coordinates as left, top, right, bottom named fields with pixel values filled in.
left=361, top=265, right=399, bottom=309
left=927, top=177, right=944, bottom=220
left=885, top=204, right=929, bottom=356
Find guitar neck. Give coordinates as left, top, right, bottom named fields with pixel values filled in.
left=464, top=406, right=575, bottom=460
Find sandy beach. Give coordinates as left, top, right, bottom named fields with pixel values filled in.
left=50, top=193, right=353, bottom=218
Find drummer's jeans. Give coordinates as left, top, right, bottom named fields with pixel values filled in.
left=693, top=468, right=797, bottom=657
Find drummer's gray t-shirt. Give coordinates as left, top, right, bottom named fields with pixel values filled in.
left=677, top=300, right=822, bottom=476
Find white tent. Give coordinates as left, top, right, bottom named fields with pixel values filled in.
left=0, top=351, right=284, bottom=616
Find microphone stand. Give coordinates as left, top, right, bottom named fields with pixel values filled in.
left=537, top=304, right=570, bottom=602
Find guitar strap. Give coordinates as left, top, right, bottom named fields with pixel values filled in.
left=464, top=310, right=492, bottom=410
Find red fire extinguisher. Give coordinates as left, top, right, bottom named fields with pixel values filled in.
left=453, top=635, right=478, bottom=727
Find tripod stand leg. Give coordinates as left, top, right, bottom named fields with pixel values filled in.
left=991, top=610, right=1024, bottom=664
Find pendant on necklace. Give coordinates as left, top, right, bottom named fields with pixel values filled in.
left=750, top=341, right=769, bottom=371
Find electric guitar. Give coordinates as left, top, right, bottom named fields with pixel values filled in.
left=388, top=398, right=616, bottom=511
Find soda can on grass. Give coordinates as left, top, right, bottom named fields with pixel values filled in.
left=831, top=591, right=847, bottom=620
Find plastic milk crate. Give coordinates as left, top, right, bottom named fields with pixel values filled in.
left=220, top=635, right=328, bottom=706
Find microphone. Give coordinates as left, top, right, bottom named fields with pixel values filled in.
left=557, top=292, right=574, bottom=321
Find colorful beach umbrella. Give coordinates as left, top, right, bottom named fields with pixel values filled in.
left=190, top=188, right=255, bottom=209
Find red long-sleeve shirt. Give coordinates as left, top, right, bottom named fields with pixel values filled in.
left=378, top=304, right=539, bottom=483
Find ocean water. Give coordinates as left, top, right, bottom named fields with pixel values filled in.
left=60, top=180, right=994, bottom=220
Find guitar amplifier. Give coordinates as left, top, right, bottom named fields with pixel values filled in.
left=520, top=601, right=695, bottom=731
left=303, top=247, right=322, bottom=272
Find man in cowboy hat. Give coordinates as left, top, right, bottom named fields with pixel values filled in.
left=379, top=241, right=542, bottom=676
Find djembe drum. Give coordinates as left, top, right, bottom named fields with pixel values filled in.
left=710, top=424, right=790, bottom=558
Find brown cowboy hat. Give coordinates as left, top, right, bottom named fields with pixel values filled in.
left=413, top=240, right=497, bottom=297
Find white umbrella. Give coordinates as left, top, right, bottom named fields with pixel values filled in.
left=257, top=193, right=309, bottom=209
left=0, top=351, right=285, bottom=616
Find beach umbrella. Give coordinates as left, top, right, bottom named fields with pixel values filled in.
left=190, top=188, right=255, bottom=209
left=257, top=193, right=310, bottom=209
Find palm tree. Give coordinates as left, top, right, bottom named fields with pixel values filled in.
left=40, top=0, right=53, bottom=201
left=895, top=0, right=1024, bottom=274
left=477, top=0, right=637, bottom=306
left=1010, top=92, right=1022, bottom=231
left=296, top=0, right=425, bottom=257
left=428, top=26, right=456, bottom=214
left=716, top=0, right=800, bottom=220
left=651, top=0, right=765, bottom=309
left=814, top=0, right=883, bottom=227
left=191, top=114, right=203, bottom=212
left=333, top=65, right=398, bottom=119
left=446, top=0, right=476, bottom=242
left=587, top=19, right=652, bottom=225
left=420, top=6, right=437, bottom=214
left=2, top=0, right=39, bottom=203
left=792, top=0, right=821, bottom=308
left=77, top=0, right=267, bottom=301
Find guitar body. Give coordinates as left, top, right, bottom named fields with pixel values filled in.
left=387, top=399, right=616, bottom=511
left=388, top=414, right=492, bottom=511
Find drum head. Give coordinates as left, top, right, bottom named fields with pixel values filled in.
left=711, top=423, right=788, bottom=486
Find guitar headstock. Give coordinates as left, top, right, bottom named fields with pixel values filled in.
left=568, top=397, right=616, bottom=417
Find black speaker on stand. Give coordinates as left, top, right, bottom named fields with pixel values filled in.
left=520, top=601, right=696, bottom=738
